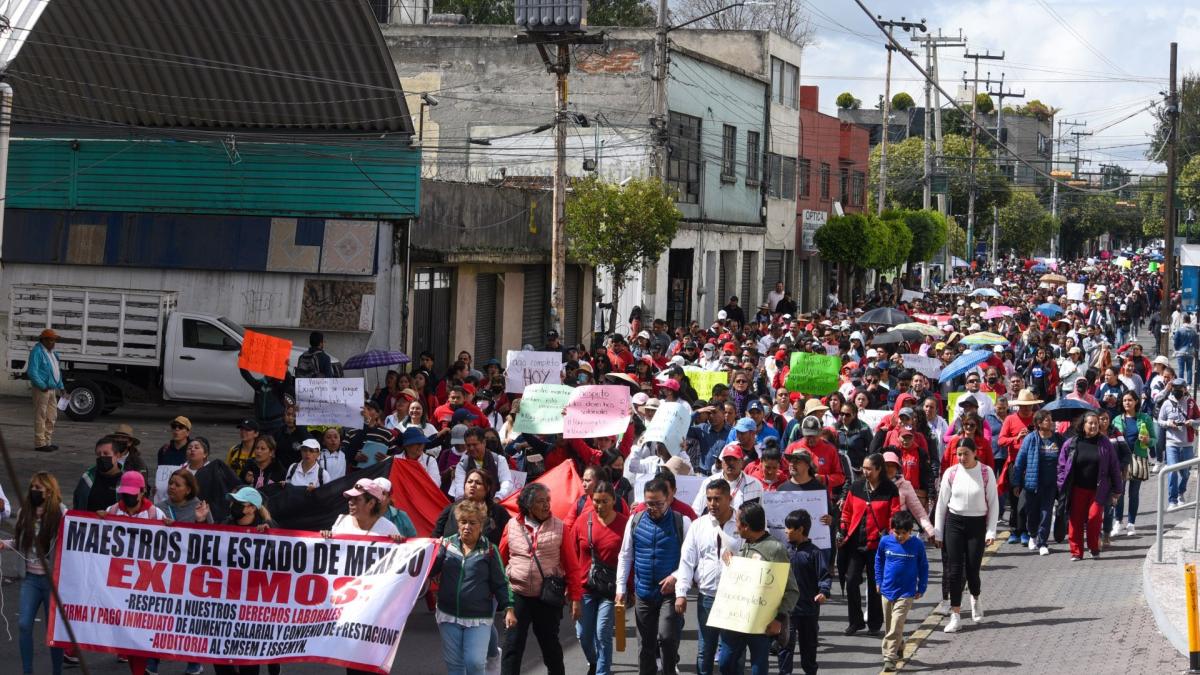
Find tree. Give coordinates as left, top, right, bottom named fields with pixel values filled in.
left=1151, top=73, right=1200, bottom=161
left=896, top=209, right=949, bottom=265
left=875, top=214, right=913, bottom=272
left=1057, top=193, right=1141, bottom=257
left=836, top=92, right=861, bottom=110
left=566, top=177, right=681, bottom=330
left=815, top=213, right=908, bottom=274
left=673, top=0, right=813, bottom=44
left=891, top=92, right=915, bottom=111
left=974, top=93, right=994, bottom=115
left=586, top=0, right=655, bottom=25
left=1140, top=175, right=1167, bottom=237
left=997, top=191, right=1057, bottom=256
left=432, top=0, right=513, bottom=24
left=1014, top=99, right=1059, bottom=120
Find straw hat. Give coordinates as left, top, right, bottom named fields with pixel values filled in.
left=803, top=399, right=829, bottom=416
left=1012, top=389, right=1044, bottom=407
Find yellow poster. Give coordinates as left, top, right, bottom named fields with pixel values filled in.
left=686, top=369, right=729, bottom=401
left=705, top=557, right=792, bottom=634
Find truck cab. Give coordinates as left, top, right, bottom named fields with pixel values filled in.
left=162, top=313, right=255, bottom=404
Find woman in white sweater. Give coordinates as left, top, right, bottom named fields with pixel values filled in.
left=934, top=437, right=999, bottom=634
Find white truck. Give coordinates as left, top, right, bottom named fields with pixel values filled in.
left=7, top=284, right=309, bottom=421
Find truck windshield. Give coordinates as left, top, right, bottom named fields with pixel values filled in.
left=219, top=317, right=245, bottom=337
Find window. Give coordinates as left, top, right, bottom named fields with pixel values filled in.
left=839, top=168, right=850, bottom=203
left=746, top=131, right=760, bottom=186
left=819, top=163, right=831, bottom=200
left=798, top=158, right=811, bottom=197
left=770, top=57, right=799, bottom=108
left=667, top=111, right=702, bottom=204
left=781, top=157, right=796, bottom=200
left=721, top=124, right=737, bottom=182
left=182, top=319, right=236, bottom=350
left=765, top=153, right=796, bottom=199
left=368, top=0, right=390, bottom=21
left=851, top=171, right=865, bottom=206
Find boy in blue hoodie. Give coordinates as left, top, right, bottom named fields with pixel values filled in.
left=874, top=511, right=929, bottom=672
left=779, top=508, right=831, bottom=675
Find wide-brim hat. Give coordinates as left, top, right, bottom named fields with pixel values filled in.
left=1012, top=389, right=1044, bottom=406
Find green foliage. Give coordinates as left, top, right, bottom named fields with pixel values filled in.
left=1014, top=99, right=1059, bottom=120
left=815, top=212, right=911, bottom=273
left=432, top=0, right=514, bottom=24
left=1151, top=73, right=1200, bottom=161
left=813, top=213, right=867, bottom=265
left=836, top=92, right=861, bottom=110
left=1179, top=155, right=1200, bottom=221
left=896, top=209, right=949, bottom=264
left=566, top=176, right=680, bottom=304
left=584, top=0, right=655, bottom=26
left=891, top=92, right=915, bottom=111
left=997, top=191, right=1057, bottom=256
left=868, top=134, right=1011, bottom=224
left=1139, top=175, right=1167, bottom=237
left=875, top=214, right=913, bottom=271
left=975, top=93, right=994, bottom=115
left=1057, top=192, right=1142, bottom=258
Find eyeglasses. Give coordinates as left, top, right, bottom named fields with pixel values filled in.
left=839, top=412, right=853, bottom=417
left=170, top=423, right=187, bottom=430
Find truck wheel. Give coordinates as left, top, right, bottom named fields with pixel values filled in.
left=65, top=380, right=105, bottom=422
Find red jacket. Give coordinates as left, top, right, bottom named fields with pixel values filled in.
left=839, top=479, right=900, bottom=551
left=998, top=411, right=1035, bottom=463
left=784, top=438, right=845, bottom=497
left=941, top=433, right=995, bottom=476
left=744, top=460, right=788, bottom=491
left=432, top=401, right=490, bottom=430
left=572, top=510, right=629, bottom=593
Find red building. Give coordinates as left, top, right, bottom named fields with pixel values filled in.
left=796, top=85, right=870, bottom=252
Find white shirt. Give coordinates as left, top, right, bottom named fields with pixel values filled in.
left=615, top=510, right=693, bottom=594
left=405, top=452, right=441, bottom=488
left=691, top=471, right=763, bottom=516
left=286, top=461, right=331, bottom=488
left=331, top=513, right=400, bottom=537
left=320, top=449, right=348, bottom=481
left=934, top=462, right=999, bottom=542
left=673, top=512, right=742, bottom=597
left=449, top=451, right=514, bottom=500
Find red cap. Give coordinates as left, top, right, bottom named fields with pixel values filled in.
left=719, top=443, right=745, bottom=460
left=723, top=342, right=737, bottom=353
left=775, top=349, right=787, bottom=361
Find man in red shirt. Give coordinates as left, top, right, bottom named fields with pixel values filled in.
left=432, top=386, right=489, bottom=429
left=784, top=416, right=845, bottom=498
left=998, top=388, right=1042, bottom=544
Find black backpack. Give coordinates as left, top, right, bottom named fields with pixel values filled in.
left=295, top=351, right=322, bottom=378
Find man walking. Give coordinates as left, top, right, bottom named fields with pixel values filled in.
left=27, top=328, right=63, bottom=452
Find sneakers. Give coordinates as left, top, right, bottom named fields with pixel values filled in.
left=944, top=612, right=962, bottom=633
left=1020, top=533, right=1030, bottom=545
left=1111, top=521, right=1123, bottom=538
left=185, top=666, right=204, bottom=675
left=884, top=659, right=898, bottom=672
left=1006, top=534, right=1020, bottom=544
left=1090, top=550, right=1101, bottom=559
left=1039, top=546, right=1050, bottom=556
left=62, top=654, right=80, bottom=667
left=1028, top=538, right=1038, bottom=551
left=971, top=595, right=984, bottom=622
left=1128, top=523, right=1137, bottom=536
left=1071, top=555, right=1083, bottom=561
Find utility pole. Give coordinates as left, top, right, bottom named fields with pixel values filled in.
left=963, top=49, right=1004, bottom=265
left=1070, top=129, right=1093, bottom=178
left=1051, top=119, right=1086, bottom=258
left=986, top=73, right=1023, bottom=270
left=912, top=30, right=966, bottom=212
left=876, top=17, right=926, bottom=215
left=651, top=0, right=669, bottom=177
left=1161, top=42, right=1179, bottom=356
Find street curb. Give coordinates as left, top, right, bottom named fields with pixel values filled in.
left=1143, top=522, right=1189, bottom=657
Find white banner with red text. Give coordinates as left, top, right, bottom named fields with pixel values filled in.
left=49, top=512, right=434, bottom=674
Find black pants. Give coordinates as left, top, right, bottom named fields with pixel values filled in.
left=779, top=614, right=819, bottom=675
left=634, top=594, right=683, bottom=675
left=943, top=512, right=987, bottom=608
left=844, top=546, right=881, bottom=630
left=501, top=594, right=565, bottom=675
left=1007, top=487, right=1027, bottom=535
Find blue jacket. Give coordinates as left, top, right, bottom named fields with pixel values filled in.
left=27, top=343, right=63, bottom=391
left=631, top=510, right=683, bottom=601
left=874, top=534, right=929, bottom=602
left=689, top=422, right=734, bottom=474
left=1012, top=431, right=1064, bottom=492
left=788, top=540, right=832, bottom=617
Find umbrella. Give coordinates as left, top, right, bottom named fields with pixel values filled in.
left=1040, top=273, right=1068, bottom=285
left=1041, top=397, right=1097, bottom=422
left=871, top=329, right=924, bottom=345
left=984, top=305, right=1015, bottom=320
left=1035, top=303, right=1064, bottom=317
left=961, top=331, right=1008, bottom=346
left=939, top=350, right=990, bottom=381
left=969, top=288, right=1002, bottom=298
left=342, top=349, right=412, bottom=370
left=895, top=322, right=942, bottom=337
left=858, top=307, right=909, bottom=326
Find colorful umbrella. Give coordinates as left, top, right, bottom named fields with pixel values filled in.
left=961, top=331, right=1008, bottom=346
left=1035, top=303, right=1064, bottom=317
left=939, top=350, right=990, bottom=381
left=342, top=349, right=412, bottom=370
left=871, top=329, right=924, bottom=345
left=984, top=306, right=1015, bottom=320
left=895, top=322, right=943, bottom=337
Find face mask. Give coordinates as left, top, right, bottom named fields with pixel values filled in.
left=28, top=491, right=44, bottom=508
left=486, top=439, right=502, bottom=454
left=120, top=493, right=140, bottom=508
left=477, top=400, right=490, bottom=412
left=96, top=456, right=114, bottom=473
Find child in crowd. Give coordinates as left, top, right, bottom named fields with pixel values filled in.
left=780, top=508, right=831, bottom=675
left=874, top=511, right=929, bottom=672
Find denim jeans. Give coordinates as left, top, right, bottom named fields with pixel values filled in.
left=716, top=630, right=772, bottom=675
left=1168, top=445, right=1195, bottom=503
left=19, top=573, right=62, bottom=675
left=1024, top=485, right=1057, bottom=547
left=575, top=593, right=615, bottom=674
left=1179, top=356, right=1195, bottom=386
left=1118, top=478, right=1142, bottom=524
left=439, top=620, right=493, bottom=675
left=694, top=593, right=719, bottom=675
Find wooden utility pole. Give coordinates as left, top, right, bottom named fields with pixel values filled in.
left=963, top=49, right=1003, bottom=263
left=876, top=17, right=925, bottom=215
left=912, top=30, right=965, bottom=212
left=1161, top=42, right=1179, bottom=356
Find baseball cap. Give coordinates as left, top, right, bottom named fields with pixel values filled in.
left=992, top=345, right=1004, bottom=353
left=343, top=478, right=386, bottom=501
left=882, top=451, right=902, bottom=466
left=116, top=471, right=145, bottom=496
left=898, top=407, right=914, bottom=417
left=300, top=438, right=321, bottom=452
left=747, top=400, right=764, bottom=413
left=866, top=349, right=879, bottom=359
left=717, top=310, right=728, bottom=320
left=1154, top=355, right=1170, bottom=366
left=227, top=486, right=263, bottom=509
left=1173, top=378, right=1188, bottom=387
left=171, top=416, right=192, bottom=430
left=237, top=418, right=259, bottom=432
left=450, top=424, right=469, bottom=446
left=800, top=415, right=821, bottom=437
left=719, top=443, right=745, bottom=460
left=734, top=417, right=756, bottom=433
left=632, top=392, right=649, bottom=407
left=373, top=477, right=393, bottom=494
left=659, top=378, right=680, bottom=392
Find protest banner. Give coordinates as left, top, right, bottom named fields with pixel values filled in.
left=685, top=368, right=727, bottom=401
left=505, top=350, right=563, bottom=394
left=296, top=378, right=366, bottom=428
left=1066, top=282, right=1085, bottom=301
left=900, top=289, right=924, bottom=303
left=903, top=354, right=943, bottom=380
left=857, top=408, right=888, bottom=431
left=50, top=512, right=434, bottom=674
left=761, top=491, right=831, bottom=548
left=824, top=344, right=841, bottom=356
left=948, top=391, right=996, bottom=423
left=512, top=384, right=573, bottom=435
left=564, top=385, right=631, bottom=438
left=237, top=330, right=292, bottom=380
left=641, top=401, right=692, bottom=454
left=705, top=556, right=792, bottom=634
left=785, top=352, right=840, bottom=395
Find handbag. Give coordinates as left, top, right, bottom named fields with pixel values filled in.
left=1130, top=454, right=1150, bottom=482
left=585, top=515, right=618, bottom=600
left=519, top=523, right=567, bottom=607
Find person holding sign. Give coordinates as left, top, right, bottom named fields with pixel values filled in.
left=691, top=444, right=764, bottom=516
left=100, top=472, right=164, bottom=675
left=715, top=502, right=799, bottom=675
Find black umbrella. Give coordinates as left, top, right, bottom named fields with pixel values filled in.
left=858, top=307, right=910, bottom=326
left=870, top=328, right=923, bottom=345
left=1040, top=397, right=1096, bottom=422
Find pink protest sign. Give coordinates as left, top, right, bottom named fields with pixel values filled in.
left=563, top=385, right=631, bottom=438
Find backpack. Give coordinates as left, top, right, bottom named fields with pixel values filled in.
left=286, top=461, right=326, bottom=487
left=630, top=509, right=685, bottom=545
left=295, top=351, right=322, bottom=379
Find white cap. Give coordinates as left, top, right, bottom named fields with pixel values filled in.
left=300, top=438, right=321, bottom=451
left=632, top=392, right=650, bottom=406
left=717, top=310, right=728, bottom=320
left=993, top=345, right=1004, bottom=353
left=866, top=348, right=879, bottom=358
left=373, top=477, right=393, bottom=494
left=637, top=330, right=651, bottom=340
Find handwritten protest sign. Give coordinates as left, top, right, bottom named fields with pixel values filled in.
left=900, top=289, right=924, bottom=303
left=296, top=378, right=366, bottom=428
left=706, top=557, right=793, bottom=634
left=237, top=330, right=292, bottom=379
left=513, top=384, right=573, bottom=434
left=642, top=401, right=692, bottom=454
left=685, top=368, right=728, bottom=401
left=761, top=491, right=831, bottom=548
left=505, top=350, right=563, bottom=394
left=857, top=408, right=888, bottom=431
left=50, top=512, right=434, bottom=674
left=633, top=473, right=704, bottom=507
left=564, top=385, right=631, bottom=438
left=1066, top=282, right=1085, bottom=301
left=785, top=352, right=840, bottom=395
left=903, top=354, right=943, bottom=381
left=948, top=391, right=996, bottom=423
left=825, top=344, right=841, bottom=356
left=154, top=464, right=180, bottom=499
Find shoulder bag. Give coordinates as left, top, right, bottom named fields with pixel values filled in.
left=519, top=522, right=567, bottom=607
left=584, top=515, right=618, bottom=600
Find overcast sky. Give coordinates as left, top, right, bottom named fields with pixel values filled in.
left=798, top=0, right=1199, bottom=176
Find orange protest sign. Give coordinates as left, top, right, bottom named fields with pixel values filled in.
left=237, top=330, right=292, bottom=379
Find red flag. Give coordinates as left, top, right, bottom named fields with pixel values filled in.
left=389, top=458, right=451, bottom=536
left=500, top=461, right=584, bottom=522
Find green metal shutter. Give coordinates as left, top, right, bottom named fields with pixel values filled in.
left=522, top=266, right=547, bottom=347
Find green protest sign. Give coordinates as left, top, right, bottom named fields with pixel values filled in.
left=784, top=352, right=840, bottom=395
left=513, top=384, right=573, bottom=434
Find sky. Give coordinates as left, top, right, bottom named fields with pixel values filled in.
left=798, top=0, right=1200, bottom=176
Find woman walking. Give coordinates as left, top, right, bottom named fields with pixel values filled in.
left=1011, top=411, right=1063, bottom=555
left=1057, top=412, right=1124, bottom=561
left=934, top=438, right=998, bottom=633
left=574, top=481, right=628, bottom=675
left=837, top=452, right=900, bottom=636
left=1111, top=391, right=1155, bottom=536
left=3, top=472, right=66, bottom=675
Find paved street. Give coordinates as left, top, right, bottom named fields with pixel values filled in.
left=0, top=396, right=1188, bottom=673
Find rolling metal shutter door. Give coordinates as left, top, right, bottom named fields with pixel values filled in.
left=522, top=265, right=547, bottom=347
left=740, top=251, right=755, bottom=308
left=763, top=250, right=783, bottom=308
left=717, top=255, right=728, bottom=314
left=565, top=265, right=581, bottom=347
left=474, top=273, right=498, bottom=362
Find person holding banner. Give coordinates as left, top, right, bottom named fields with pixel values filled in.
left=327, top=479, right=402, bottom=538
left=100, top=472, right=164, bottom=675
left=435, top=468, right=511, bottom=544
left=150, top=469, right=209, bottom=675
left=181, top=437, right=240, bottom=523
left=573, top=480, right=628, bottom=675
left=3, top=471, right=66, bottom=675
